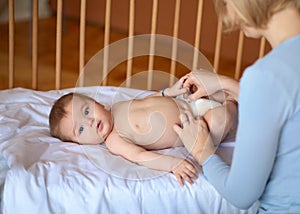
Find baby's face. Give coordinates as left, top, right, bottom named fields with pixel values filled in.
left=59, top=95, right=113, bottom=145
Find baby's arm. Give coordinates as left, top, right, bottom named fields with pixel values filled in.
left=106, top=132, right=197, bottom=186
left=149, top=76, right=188, bottom=97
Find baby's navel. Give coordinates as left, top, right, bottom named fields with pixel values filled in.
left=135, top=124, right=140, bottom=129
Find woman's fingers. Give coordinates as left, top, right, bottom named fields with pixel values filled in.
left=173, top=123, right=183, bottom=137
left=183, top=69, right=223, bottom=101
left=180, top=113, right=189, bottom=125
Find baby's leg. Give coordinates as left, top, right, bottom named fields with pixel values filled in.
left=203, top=100, right=238, bottom=145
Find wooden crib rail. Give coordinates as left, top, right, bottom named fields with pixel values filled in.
left=55, top=0, right=62, bottom=90
left=4, top=0, right=270, bottom=91
left=8, top=0, right=14, bottom=89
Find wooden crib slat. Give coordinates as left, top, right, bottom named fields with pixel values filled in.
left=126, top=0, right=135, bottom=88
left=102, top=0, right=111, bottom=86
left=213, top=17, right=222, bottom=73
left=259, top=37, right=266, bottom=59
left=234, top=30, right=244, bottom=79
left=169, top=0, right=181, bottom=86
left=55, top=0, right=63, bottom=90
left=32, top=0, right=38, bottom=89
left=78, top=0, right=86, bottom=87
left=8, top=0, right=14, bottom=88
left=147, top=0, right=158, bottom=90
left=192, top=0, right=203, bottom=71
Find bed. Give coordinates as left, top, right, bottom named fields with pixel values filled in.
left=0, top=86, right=259, bottom=213
left=0, top=0, right=265, bottom=213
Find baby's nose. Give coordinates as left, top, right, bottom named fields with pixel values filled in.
left=86, top=117, right=95, bottom=126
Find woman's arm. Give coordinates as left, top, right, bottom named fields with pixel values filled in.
left=177, top=69, right=284, bottom=209
left=219, top=75, right=240, bottom=101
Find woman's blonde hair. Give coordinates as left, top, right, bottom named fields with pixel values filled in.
left=214, top=0, right=300, bottom=32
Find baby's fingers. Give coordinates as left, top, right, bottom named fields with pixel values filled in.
left=186, top=167, right=198, bottom=180
left=175, top=174, right=184, bottom=186
left=183, top=162, right=198, bottom=179
left=182, top=173, right=194, bottom=185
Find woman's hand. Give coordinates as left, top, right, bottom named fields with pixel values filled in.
left=183, top=69, right=240, bottom=102
left=183, top=69, right=223, bottom=101
left=173, top=110, right=218, bottom=165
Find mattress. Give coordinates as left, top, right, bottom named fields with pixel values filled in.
left=0, top=86, right=259, bottom=213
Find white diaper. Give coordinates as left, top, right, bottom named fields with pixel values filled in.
left=177, top=96, right=222, bottom=116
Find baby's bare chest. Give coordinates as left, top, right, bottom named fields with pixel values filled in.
left=111, top=98, right=182, bottom=148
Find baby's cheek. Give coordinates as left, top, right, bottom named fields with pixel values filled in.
left=90, top=134, right=102, bottom=144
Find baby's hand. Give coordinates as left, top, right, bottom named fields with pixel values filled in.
left=164, top=76, right=189, bottom=97
left=171, top=159, right=198, bottom=186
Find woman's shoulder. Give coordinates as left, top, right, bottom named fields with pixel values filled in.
left=242, top=35, right=300, bottom=85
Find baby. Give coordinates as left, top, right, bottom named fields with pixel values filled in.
left=49, top=80, right=237, bottom=186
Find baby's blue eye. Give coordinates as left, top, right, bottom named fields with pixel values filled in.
left=79, top=126, right=84, bottom=134
left=84, top=107, right=90, bottom=116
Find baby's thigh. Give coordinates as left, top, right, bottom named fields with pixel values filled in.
left=204, top=105, right=229, bottom=144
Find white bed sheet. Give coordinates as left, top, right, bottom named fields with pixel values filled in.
left=0, top=86, right=259, bottom=213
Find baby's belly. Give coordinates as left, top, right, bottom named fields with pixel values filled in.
left=115, top=98, right=188, bottom=149
left=118, top=112, right=183, bottom=150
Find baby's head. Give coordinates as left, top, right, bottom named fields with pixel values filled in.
left=49, top=93, right=113, bottom=145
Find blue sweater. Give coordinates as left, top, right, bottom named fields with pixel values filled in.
left=203, top=35, right=300, bottom=213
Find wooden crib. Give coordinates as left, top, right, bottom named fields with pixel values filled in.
left=0, top=0, right=270, bottom=91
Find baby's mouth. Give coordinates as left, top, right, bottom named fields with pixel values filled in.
left=97, top=121, right=103, bottom=132
left=97, top=120, right=109, bottom=140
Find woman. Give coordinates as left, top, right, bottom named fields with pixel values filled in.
left=174, top=0, right=300, bottom=212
